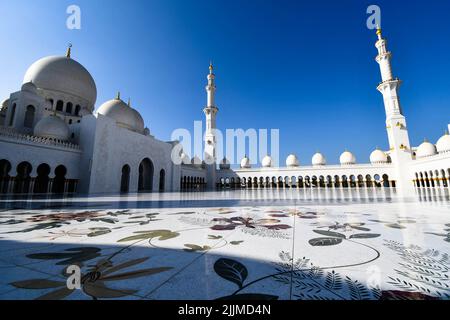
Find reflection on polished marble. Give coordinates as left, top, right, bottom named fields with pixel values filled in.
left=0, top=190, right=449, bottom=300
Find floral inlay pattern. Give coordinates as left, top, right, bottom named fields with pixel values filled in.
left=0, top=202, right=448, bottom=300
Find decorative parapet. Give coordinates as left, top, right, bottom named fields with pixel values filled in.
left=0, top=127, right=80, bottom=151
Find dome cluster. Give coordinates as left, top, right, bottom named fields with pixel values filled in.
left=415, top=132, right=450, bottom=158
left=97, top=96, right=145, bottom=134
left=20, top=50, right=150, bottom=138
left=237, top=133, right=449, bottom=169
left=236, top=148, right=391, bottom=168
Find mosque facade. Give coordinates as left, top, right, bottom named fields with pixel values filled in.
left=0, top=29, right=449, bottom=196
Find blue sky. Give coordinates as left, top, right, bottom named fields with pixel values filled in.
left=1, top=0, right=449, bottom=165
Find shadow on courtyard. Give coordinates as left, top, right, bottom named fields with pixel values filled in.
left=0, top=239, right=441, bottom=301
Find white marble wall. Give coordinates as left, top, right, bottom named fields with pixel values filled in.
left=80, top=114, right=179, bottom=194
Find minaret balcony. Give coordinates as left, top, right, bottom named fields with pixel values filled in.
left=203, top=106, right=219, bottom=114
left=375, top=51, right=392, bottom=62
left=377, top=78, right=402, bottom=91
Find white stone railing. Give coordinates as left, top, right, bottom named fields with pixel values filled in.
left=0, top=127, right=80, bottom=150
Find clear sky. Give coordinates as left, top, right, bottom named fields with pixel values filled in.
left=0, top=0, right=449, bottom=165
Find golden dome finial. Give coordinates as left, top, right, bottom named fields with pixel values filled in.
left=116, top=91, right=121, bottom=100
left=376, top=25, right=382, bottom=39
left=66, top=43, right=72, bottom=58
left=209, top=61, right=213, bottom=74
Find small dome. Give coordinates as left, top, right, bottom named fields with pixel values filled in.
left=180, top=153, right=191, bottom=165
left=262, top=155, right=272, bottom=168
left=312, top=152, right=326, bottom=166
left=240, top=156, right=251, bottom=169
left=143, top=127, right=151, bottom=136
left=33, top=114, right=69, bottom=141
left=340, top=150, right=356, bottom=165
left=436, top=132, right=450, bottom=154
left=23, top=55, right=97, bottom=107
left=131, top=107, right=145, bottom=133
left=191, top=156, right=202, bottom=167
left=97, top=97, right=144, bottom=133
left=1, top=98, right=9, bottom=111
left=286, top=154, right=299, bottom=167
left=21, top=81, right=37, bottom=94
left=416, top=140, right=437, bottom=158
left=219, top=157, right=231, bottom=170
left=370, top=148, right=388, bottom=164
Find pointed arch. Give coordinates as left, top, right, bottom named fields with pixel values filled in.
left=138, top=158, right=154, bottom=192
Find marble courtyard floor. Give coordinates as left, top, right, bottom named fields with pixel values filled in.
left=0, top=189, right=449, bottom=300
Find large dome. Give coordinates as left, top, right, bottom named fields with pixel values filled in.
left=97, top=97, right=145, bottom=133
left=23, top=55, right=97, bottom=107
left=33, top=114, right=70, bottom=141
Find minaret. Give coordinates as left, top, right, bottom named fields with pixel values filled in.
left=203, top=62, right=219, bottom=190
left=376, top=28, right=412, bottom=157
left=375, top=27, right=413, bottom=193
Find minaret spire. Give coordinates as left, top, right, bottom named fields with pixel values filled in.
left=376, top=25, right=383, bottom=40
left=206, top=62, right=216, bottom=108
left=375, top=28, right=408, bottom=123
left=66, top=43, right=72, bottom=58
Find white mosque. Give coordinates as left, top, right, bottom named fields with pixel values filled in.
left=0, top=28, right=449, bottom=196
